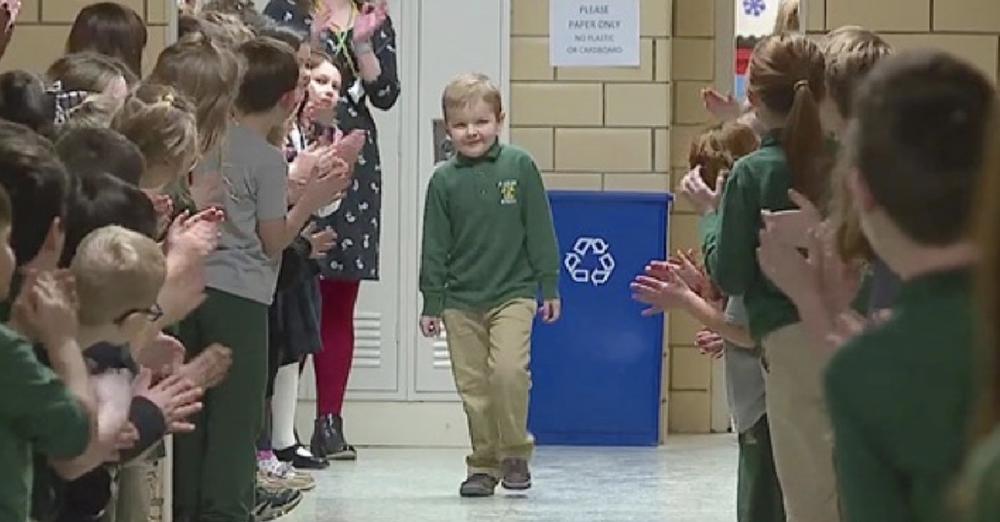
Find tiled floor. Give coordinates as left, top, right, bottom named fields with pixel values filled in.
left=284, top=435, right=737, bottom=522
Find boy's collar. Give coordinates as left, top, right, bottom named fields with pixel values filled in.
left=455, top=141, right=502, bottom=166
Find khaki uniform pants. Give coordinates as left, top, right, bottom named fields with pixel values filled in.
left=762, top=323, right=840, bottom=522
left=443, top=298, right=536, bottom=476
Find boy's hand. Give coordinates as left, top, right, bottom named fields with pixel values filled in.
left=301, top=157, right=352, bottom=211
left=631, top=269, right=696, bottom=316
left=148, top=193, right=174, bottom=238
left=419, top=316, right=442, bottom=338
left=696, top=329, right=725, bottom=359
left=701, top=87, right=741, bottom=122
left=760, top=189, right=821, bottom=249
left=332, top=129, right=366, bottom=168
left=680, top=166, right=725, bottom=216
left=825, top=309, right=892, bottom=352
left=14, top=270, right=79, bottom=348
left=133, top=369, right=203, bottom=434
left=135, top=332, right=186, bottom=378
left=175, top=343, right=232, bottom=389
left=167, top=208, right=224, bottom=262
left=539, top=299, right=561, bottom=324
left=302, top=222, right=338, bottom=258
left=756, top=224, right=815, bottom=304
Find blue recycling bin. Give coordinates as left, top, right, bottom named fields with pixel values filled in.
left=529, top=191, right=673, bottom=446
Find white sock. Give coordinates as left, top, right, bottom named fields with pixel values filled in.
left=271, top=363, right=300, bottom=450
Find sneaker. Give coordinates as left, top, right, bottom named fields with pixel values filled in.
left=275, top=444, right=329, bottom=470
left=501, top=458, right=532, bottom=490
left=259, top=455, right=316, bottom=492
left=459, top=473, right=498, bottom=498
left=254, top=485, right=302, bottom=521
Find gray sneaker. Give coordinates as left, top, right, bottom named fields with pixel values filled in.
left=459, top=473, right=498, bottom=497
left=501, top=458, right=532, bottom=490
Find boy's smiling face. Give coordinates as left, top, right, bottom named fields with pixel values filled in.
left=445, top=99, right=504, bottom=159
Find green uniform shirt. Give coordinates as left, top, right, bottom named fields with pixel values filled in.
left=960, top=426, right=1000, bottom=522
left=825, top=268, right=976, bottom=522
left=420, top=142, right=560, bottom=317
left=0, top=324, right=90, bottom=521
left=699, top=132, right=800, bottom=341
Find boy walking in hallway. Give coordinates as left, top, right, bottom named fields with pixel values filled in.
left=419, top=73, right=561, bottom=498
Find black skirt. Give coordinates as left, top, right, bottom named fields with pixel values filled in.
left=269, top=241, right=324, bottom=362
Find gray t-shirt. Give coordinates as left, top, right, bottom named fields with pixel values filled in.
left=198, top=125, right=288, bottom=305
left=724, top=297, right=768, bottom=433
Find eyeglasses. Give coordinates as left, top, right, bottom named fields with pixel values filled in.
left=114, top=302, right=164, bottom=325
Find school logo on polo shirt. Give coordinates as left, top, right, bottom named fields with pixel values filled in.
left=499, top=179, right=518, bottom=205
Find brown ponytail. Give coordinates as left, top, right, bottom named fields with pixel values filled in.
left=748, top=33, right=828, bottom=204
left=785, top=80, right=826, bottom=202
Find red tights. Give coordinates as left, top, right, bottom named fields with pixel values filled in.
left=315, top=279, right=360, bottom=416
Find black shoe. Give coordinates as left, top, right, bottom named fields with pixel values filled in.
left=459, top=473, right=498, bottom=498
left=311, top=414, right=357, bottom=461
left=501, top=458, right=532, bottom=490
left=275, top=444, right=329, bottom=470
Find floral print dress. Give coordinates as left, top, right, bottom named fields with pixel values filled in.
left=264, top=0, right=401, bottom=281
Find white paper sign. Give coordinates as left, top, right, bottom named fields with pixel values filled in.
left=549, top=0, right=641, bottom=67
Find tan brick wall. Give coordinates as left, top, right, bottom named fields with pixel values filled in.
left=511, top=0, right=1000, bottom=436
left=1, top=0, right=172, bottom=76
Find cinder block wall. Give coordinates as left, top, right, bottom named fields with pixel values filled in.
left=511, top=0, right=1000, bottom=435
left=1, top=0, right=172, bottom=75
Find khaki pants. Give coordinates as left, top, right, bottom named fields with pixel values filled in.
left=762, top=323, right=839, bottom=522
left=443, top=298, right=536, bottom=476
left=102, top=458, right=158, bottom=522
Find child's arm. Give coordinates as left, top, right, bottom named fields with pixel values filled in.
left=681, top=294, right=754, bottom=349
left=259, top=156, right=349, bottom=259
left=518, top=154, right=560, bottom=308
left=419, top=173, right=452, bottom=330
left=632, top=270, right=754, bottom=348
left=701, top=162, right=759, bottom=295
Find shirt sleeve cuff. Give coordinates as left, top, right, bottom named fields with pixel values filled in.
left=540, top=276, right=560, bottom=301
left=421, top=293, right=444, bottom=317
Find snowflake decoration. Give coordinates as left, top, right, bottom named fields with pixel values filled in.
left=743, top=0, right=766, bottom=16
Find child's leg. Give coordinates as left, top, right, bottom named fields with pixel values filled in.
left=271, top=362, right=301, bottom=450
left=486, top=298, right=536, bottom=462
left=184, top=289, right=269, bottom=521
left=314, top=279, right=361, bottom=416
left=443, top=308, right=499, bottom=477
left=173, top=311, right=210, bottom=519
left=736, top=415, right=786, bottom=522
left=762, top=323, right=838, bottom=522
left=111, top=460, right=156, bottom=522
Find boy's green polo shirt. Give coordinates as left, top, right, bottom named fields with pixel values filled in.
left=825, top=268, right=976, bottom=522
left=700, top=132, right=800, bottom=341
left=420, top=142, right=560, bottom=316
left=0, top=324, right=90, bottom=521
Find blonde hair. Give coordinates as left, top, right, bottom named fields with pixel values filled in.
left=824, top=26, right=893, bottom=119
left=773, top=0, right=800, bottom=34
left=441, top=73, right=503, bottom=121
left=113, top=83, right=199, bottom=188
left=149, top=32, right=242, bottom=153
left=70, top=225, right=166, bottom=326
left=59, top=93, right=119, bottom=130
left=823, top=26, right=893, bottom=261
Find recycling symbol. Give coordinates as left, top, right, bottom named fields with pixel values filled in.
left=564, top=237, right=616, bottom=286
